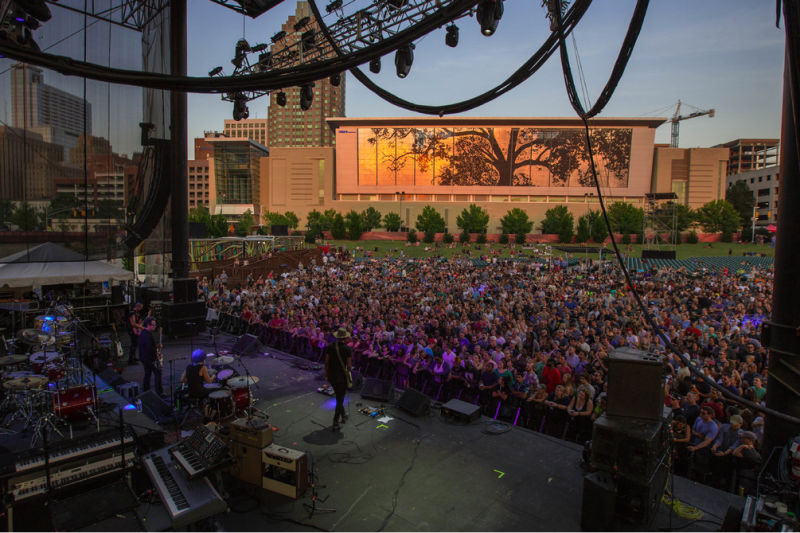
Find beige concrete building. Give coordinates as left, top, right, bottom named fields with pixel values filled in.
left=188, top=159, right=212, bottom=209
left=223, top=119, right=267, bottom=146
left=651, top=145, right=729, bottom=209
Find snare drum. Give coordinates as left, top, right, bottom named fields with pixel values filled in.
left=207, top=389, right=233, bottom=419
left=203, top=382, right=222, bottom=390
left=53, top=384, right=96, bottom=419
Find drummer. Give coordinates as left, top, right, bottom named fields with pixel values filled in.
left=181, top=349, right=214, bottom=399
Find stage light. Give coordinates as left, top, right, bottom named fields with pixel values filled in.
left=476, top=0, right=503, bottom=36
left=271, top=30, right=286, bottom=43
left=275, top=91, right=287, bottom=107
left=325, top=0, right=343, bottom=13
left=235, top=0, right=284, bottom=18
left=369, top=57, right=381, bottom=74
left=208, top=66, right=223, bottom=76
left=330, top=73, right=341, bottom=87
left=257, top=52, right=272, bottom=72
left=251, top=43, right=269, bottom=53
left=387, top=0, right=408, bottom=9
left=445, top=24, right=459, bottom=47
left=232, top=93, right=249, bottom=121
left=301, top=29, right=316, bottom=52
left=293, top=16, right=310, bottom=31
left=231, top=38, right=250, bottom=69
left=299, top=83, right=315, bottom=111
left=394, top=43, right=414, bottom=78
left=15, top=0, right=51, bottom=23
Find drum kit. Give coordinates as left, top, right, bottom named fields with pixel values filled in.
left=0, top=314, right=98, bottom=446
left=198, top=351, right=262, bottom=423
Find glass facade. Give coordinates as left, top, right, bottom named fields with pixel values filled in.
left=213, top=141, right=267, bottom=205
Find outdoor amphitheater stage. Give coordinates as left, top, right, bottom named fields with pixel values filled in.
left=1, top=331, right=742, bottom=531
left=111, top=331, right=739, bottom=532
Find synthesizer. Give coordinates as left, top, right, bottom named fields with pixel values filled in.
left=169, top=424, right=231, bottom=479
left=142, top=446, right=227, bottom=529
left=0, top=427, right=136, bottom=476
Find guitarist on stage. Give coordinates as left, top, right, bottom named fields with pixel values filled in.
left=138, top=317, right=163, bottom=396
left=325, top=327, right=352, bottom=432
left=127, top=302, right=144, bottom=366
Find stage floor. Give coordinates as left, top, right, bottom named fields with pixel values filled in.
left=3, top=332, right=743, bottom=531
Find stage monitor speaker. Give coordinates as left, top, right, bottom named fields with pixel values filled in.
left=440, top=398, right=481, bottom=423
left=397, top=388, right=430, bottom=417
left=161, top=301, right=207, bottom=337
left=232, top=333, right=260, bottom=355
left=360, top=378, right=394, bottom=403
left=641, top=249, right=676, bottom=260
left=97, top=367, right=125, bottom=388
left=189, top=221, right=207, bottom=239
left=172, top=278, right=197, bottom=303
left=135, top=390, right=174, bottom=424
left=606, top=347, right=664, bottom=421
left=111, top=285, right=124, bottom=305
left=271, top=224, right=288, bottom=236
left=581, top=471, right=617, bottom=531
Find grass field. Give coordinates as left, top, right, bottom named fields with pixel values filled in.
left=323, top=240, right=776, bottom=260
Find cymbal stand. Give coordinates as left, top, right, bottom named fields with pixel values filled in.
left=302, top=457, right=335, bottom=518
left=236, top=355, right=266, bottom=419
left=31, top=410, right=64, bottom=448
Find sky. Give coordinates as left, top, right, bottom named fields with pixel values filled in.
left=185, top=0, right=786, bottom=151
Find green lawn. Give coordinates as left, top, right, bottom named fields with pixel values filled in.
left=322, top=240, right=776, bottom=260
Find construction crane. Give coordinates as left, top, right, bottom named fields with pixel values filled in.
left=670, top=100, right=715, bottom=147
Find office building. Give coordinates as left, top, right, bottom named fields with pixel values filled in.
left=207, top=137, right=268, bottom=223
left=188, top=159, right=213, bottom=209
left=727, top=166, right=780, bottom=229
left=0, top=126, right=64, bottom=201
left=223, top=119, right=267, bottom=145
left=714, top=138, right=779, bottom=176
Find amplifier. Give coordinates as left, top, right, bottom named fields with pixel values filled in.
left=591, top=413, right=670, bottom=482
left=228, top=441, right=264, bottom=486
left=228, top=417, right=273, bottom=448
left=262, top=444, right=308, bottom=499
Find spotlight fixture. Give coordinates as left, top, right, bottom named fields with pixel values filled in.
left=301, top=29, right=316, bottom=52
left=208, top=66, right=223, bottom=76
left=387, top=0, right=408, bottom=9
left=231, top=38, right=250, bottom=69
left=476, top=0, right=503, bottom=36
left=293, top=16, right=310, bottom=31
left=270, top=30, right=286, bottom=43
left=445, top=24, right=459, bottom=47
left=394, top=43, right=415, bottom=78
left=251, top=43, right=269, bottom=53
left=257, top=52, right=272, bottom=72
left=232, top=93, right=249, bottom=121
left=325, top=0, right=343, bottom=13
left=275, top=91, right=287, bottom=107
left=13, top=0, right=51, bottom=23
left=299, top=83, right=315, bottom=111
left=369, top=57, right=381, bottom=74
left=330, top=73, right=341, bottom=87
left=234, top=0, right=285, bottom=18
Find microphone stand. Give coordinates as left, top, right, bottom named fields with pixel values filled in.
left=235, top=355, right=265, bottom=420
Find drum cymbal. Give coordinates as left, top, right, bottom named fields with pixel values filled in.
left=0, top=354, right=28, bottom=366
left=208, top=356, right=234, bottom=366
left=227, top=375, right=259, bottom=387
left=18, top=329, right=55, bottom=346
left=29, top=351, right=61, bottom=364
left=4, top=375, right=47, bottom=390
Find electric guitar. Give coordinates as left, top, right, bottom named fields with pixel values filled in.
left=155, top=327, right=163, bottom=370
left=110, top=324, right=124, bottom=360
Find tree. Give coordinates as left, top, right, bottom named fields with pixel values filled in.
left=575, top=215, right=591, bottom=243
left=48, top=193, right=81, bottom=215
left=500, top=207, right=533, bottom=235
left=344, top=210, right=363, bottom=240
left=0, top=199, right=14, bottom=224
left=585, top=210, right=608, bottom=243
left=208, top=214, right=229, bottom=238
left=10, top=202, right=43, bottom=230
left=307, top=209, right=334, bottom=231
left=415, top=205, right=446, bottom=234
left=284, top=211, right=299, bottom=229
left=96, top=199, right=123, bottom=219
left=607, top=201, right=644, bottom=234
left=364, top=126, right=632, bottom=187
left=234, top=209, right=254, bottom=237
left=189, top=205, right=212, bottom=224
left=330, top=213, right=347, bottom=239
left=696, top=199, right=741, bottom=234
left=456, top=203, right=489, bottom=234
left=726, top=180, right=755, bottom=229
left=361, top=206, right=383, bottom=231
left=540, top=205, right=573, bottom=243
left=382, top=212, right=402, bottom=232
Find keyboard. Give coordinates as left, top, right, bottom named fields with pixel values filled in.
left=169, top=425, right=230, bottom=479
left=142, top=446, right=227, bottom=529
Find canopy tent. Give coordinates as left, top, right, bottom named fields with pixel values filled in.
left=0, top=243, right=133, bottom=288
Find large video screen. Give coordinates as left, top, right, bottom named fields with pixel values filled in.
left=356, top=127, right=632, bottom=188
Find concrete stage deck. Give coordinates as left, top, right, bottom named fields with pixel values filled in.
left=3, top=331, right=742, bottom=531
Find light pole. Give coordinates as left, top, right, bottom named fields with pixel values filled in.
left=751, top=204, right=758, bottom=243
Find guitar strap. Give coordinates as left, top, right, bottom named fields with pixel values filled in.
left=335, top=343, right=351, bottom=385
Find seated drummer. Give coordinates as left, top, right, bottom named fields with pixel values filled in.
left=181, top=349, right=214, bottom=398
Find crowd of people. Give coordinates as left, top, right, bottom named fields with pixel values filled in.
left=201, top=247, right=772, bottom=493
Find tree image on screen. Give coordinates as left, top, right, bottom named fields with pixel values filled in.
left=360, top=127, right=632, bottom=188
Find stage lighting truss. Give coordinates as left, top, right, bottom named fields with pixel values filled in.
left=0, top=0, right=172, bottom=32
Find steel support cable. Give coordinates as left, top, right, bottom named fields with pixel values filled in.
left=0, top=0, right=480, bottom=92
left=307, top=0, right=592, bottom=115
left=557, top=7, right=800, bottom=424
left=555, top=0, right=649, bottom=119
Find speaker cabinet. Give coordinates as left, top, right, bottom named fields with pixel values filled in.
left=231, top=334, right=260, bottom=355
left=581, top=471, right=617, bottom=531
left=641, top=249, right=676, bottom=260
left=440, top=398, right=481, bottom=423
left=111, top=285, right=124, bottom=305
left=271, top=224, right=288, bottom=236
left=606, top=347, right=664, bottom=421
left=397, top=388, right=430, bottom=417
left=228, top=441, right=266, bottom=486
left=172, top=278, right=197, bottom=303
left=616, top=456, right=668, bottom=526
left=262, top=444, right=308, bottom=499
left=360, top=378, right=394, bottom=403
left=135, top=390, right=174, bottom=424
left=161, top=301, right=207, bottom=337
left=591, top=413, right=669, bottom=483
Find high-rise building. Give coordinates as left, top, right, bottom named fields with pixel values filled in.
left=207, top=137, right=268, bottom=223
left=714, top=138, right=779, bottom=176
left=0, top=126, right=65, bottom=201
left=266, top=1, right=344, bottom=148
left=188, top=159, right=213, bottom=209
left=11, top=63, right=92, bottom=162
left=224, top=119, right=267, bottom=145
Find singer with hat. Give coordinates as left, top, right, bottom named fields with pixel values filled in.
left=325, top=327, right=352, bottom=431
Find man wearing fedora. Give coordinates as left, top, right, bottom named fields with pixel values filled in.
left=325, top=327, right=352, bottom=431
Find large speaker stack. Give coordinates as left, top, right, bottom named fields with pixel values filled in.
left=581, top=348, right=671, bottom=530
